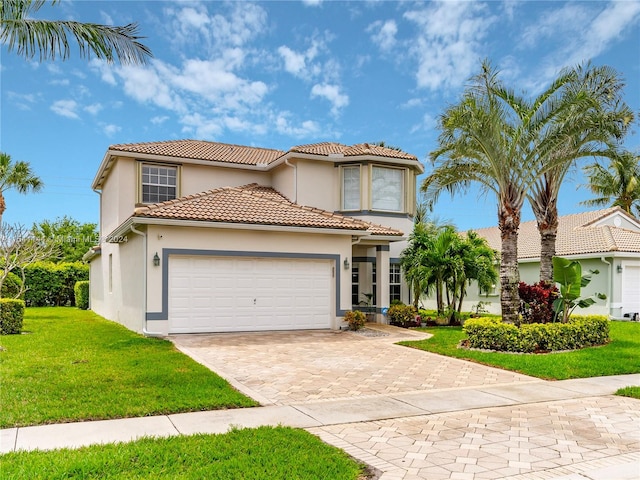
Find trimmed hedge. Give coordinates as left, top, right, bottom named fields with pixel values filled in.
left=1, top=271, right=23, bottom=299
left=463, top=315, right=609, bottom=353
left=388, top=304, right=418, bottom=328
left=344, top=310, right=366, bottom=331
left=74, top=281, right=90, bottom=310
left=0, top=299, right=25, bottom=335
left=23, top=262, right=89, bottom=307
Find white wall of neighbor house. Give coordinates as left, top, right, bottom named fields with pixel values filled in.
left=88, top=234, right=145, bottom=332
left=422, top=257, right=615, bottom=317
left=143, top=225, right=354, bottom=333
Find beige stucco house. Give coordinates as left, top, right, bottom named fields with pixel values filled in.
left=85, top=140, right=424, bottom=335
left=432, top=208, right=640, bottom=319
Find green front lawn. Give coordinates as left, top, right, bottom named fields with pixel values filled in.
left=616, top=386, right=640, bottom=399
left=0, top=308, right=257, bottom=428
left=400, top=321, right=640, bottom=380
left=0, top=426, right=365, bottom=480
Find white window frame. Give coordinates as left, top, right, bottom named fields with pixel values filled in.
left=139, top=163, right=180, bottom=204
left=370, top=165, right=405, bottom=213
left=341, top=165, right=361, bottom=211
left=390, top=263, right=401, bottom=303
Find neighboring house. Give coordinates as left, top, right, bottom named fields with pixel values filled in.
left=423, top=208, right=640, bottom=319
left=84, top=140, right=424, bottom=334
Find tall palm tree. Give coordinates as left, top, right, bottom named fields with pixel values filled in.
left=582, top=150, right=640, bottom=217
left=517, top=64, right=633, bottom=282
left=1, top=0, right=152, bottom=65
left=422, top=61, right=548, bottom=323
left=0, top=152, right=43, bottom=224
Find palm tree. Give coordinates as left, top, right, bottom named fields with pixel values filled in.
left=519, top=64, right=633, bottom=281
left=582, top=150, right=640, bottom=217
left=422, top=61, right=547, bottom=323
left=1, top=0, right=152, bottom=65
left=0, top=152, right=43, bottom=224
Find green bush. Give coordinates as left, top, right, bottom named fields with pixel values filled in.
left=388, top=304, right=418, bottom=328
left=344, top=310, right=366, bottom=331
left=463, top=315, right=609, bottom=353
left=0, top=299, right=25, bottom=334
left=1, top=271, right=23, bottom=299
left=24, top=262, right=89, bottom=307
left=74, top=281, right=90, bottom=310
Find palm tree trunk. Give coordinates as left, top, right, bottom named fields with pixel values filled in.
left=499, top=205, right=521, bottom=324
left=539, top=229, right=557, bottom=283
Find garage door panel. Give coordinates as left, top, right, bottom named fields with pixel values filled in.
left=169, top=256, right=332, bottom=333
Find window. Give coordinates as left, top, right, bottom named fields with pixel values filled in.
left=341, top=166, right=360, bottom=210
left=390, top=263, right=401, bottom=303
left=371, top=166, right=404, bottom=212
left=141, top=164, right=177, bottom=203
left=108, top=254, right=113, bottom=294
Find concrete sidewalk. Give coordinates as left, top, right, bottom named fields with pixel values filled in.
left=2, top=374, right=638, bottom=479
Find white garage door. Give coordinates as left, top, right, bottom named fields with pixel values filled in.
left=622, top=265, right=640, bottom=316
left=169, top=256, right=332, bottom=333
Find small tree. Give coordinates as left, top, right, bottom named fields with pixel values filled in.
left=0, top=223, right=58, bottom=298
left=32, top=216, right=98, bottom=263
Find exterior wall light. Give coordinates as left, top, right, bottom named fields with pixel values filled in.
left=617, top=265, right=623, bottom=273
left=153, top=252, right=160, bottom=267
left=344, top=257, right=350, bottom=270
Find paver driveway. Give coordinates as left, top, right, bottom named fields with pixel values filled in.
left=172, top=326, right=537, bottom=406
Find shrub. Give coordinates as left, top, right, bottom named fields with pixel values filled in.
left=0, top=299, right=25, bottom=334
left=463, top=315, right=609, bottom=353
left=24, top=262, right=89, bottom=307
left=388, top=304, right=418, bottom=328
left=74, top=281, right=90, bottom=310
left=1, top=271, right=24, bottom=299
left=344, top=310, right=366, bottom=331
left=518, top=281, right=558, bottom=324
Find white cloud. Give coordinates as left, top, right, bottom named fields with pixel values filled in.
left=101, top=123, right=121, bottom=136
left=150, top=116, right=169, bottom=125
left=403, top=2, right=496, bottom=91
left=518, top=1, right=640, bottom=90
left=7, top=92, right=37, bottom=110
left=302, top=0, right=323, bottom=6
left=50, top=99, right=79, bottom=119
left=100, top=11, right=114, bottom=25
left=278, top=46, right=307, bottom=77
left=310, top=83, right=349, bottom=116
left=273, top=113, right=321, bottom=137
left=49, top=78, right=70, bottom=86
left=90, top=59, right=117, bottom=86
left=84, top=103, right=103, bottom=115
left=277, top=36, right=328, bottom=80
left=367, top=19, right=398, bottom=52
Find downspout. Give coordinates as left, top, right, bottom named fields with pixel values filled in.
left=284, top=158, right=297, bottom=203
left=600, top=257, right=612, bottom=318
left=130, top=224, right=163, bottom=337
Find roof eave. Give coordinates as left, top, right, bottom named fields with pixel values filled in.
left=273, top=151, right=424, bottom=172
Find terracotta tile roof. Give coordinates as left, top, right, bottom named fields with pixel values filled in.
left=133, top=184, right=403, bottom=236
left=473, top=208, right=640, bottom=258
left=110, top=140, right=285, bottom=166
left=290, top=142, right=418, bottom=160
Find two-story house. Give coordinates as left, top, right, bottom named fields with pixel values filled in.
left=85, top=140, right=424, bottom=335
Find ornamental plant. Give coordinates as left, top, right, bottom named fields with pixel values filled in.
left=552, top=257, right=606, bottom=323
left=343, top=310, right=366, bottom=331
left=518, top=281, right=558, bottom=324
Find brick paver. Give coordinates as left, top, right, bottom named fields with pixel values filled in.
left=309, top=396, right=640, bottom=480
left=172, top=329, right=537, bottom=405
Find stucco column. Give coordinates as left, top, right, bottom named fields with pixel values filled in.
left=376, top=245, right=390, bottom=323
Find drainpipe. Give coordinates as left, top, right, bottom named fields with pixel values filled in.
left=284, top=158, right=297, bottom=203
left=130, top=224, right=163, bottom=337
left=600, top=257, right=612, bottom=318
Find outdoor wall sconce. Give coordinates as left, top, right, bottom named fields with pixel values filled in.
left=617, top=265, right=623, bottom=273
left=343, top=257, right=350, bottom=270
left=153, top=252, right=160, bottom=267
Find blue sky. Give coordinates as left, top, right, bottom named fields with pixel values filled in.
left=2, top=0, right=639, bottom=232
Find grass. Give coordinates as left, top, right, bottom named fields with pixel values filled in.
left=0, top=307, right=258, bottom=428
left=400, top=321, right=640, bottom=380
left=0, top=426, right=365, bottom=479
left=616, top=386, right=640, bottom=399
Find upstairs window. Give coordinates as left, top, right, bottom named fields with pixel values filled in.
left=141, top=164, right=177, bottom=203
left=341, top=166, right=361, bottom=210
left=371, top=166, right=404, bottom=212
